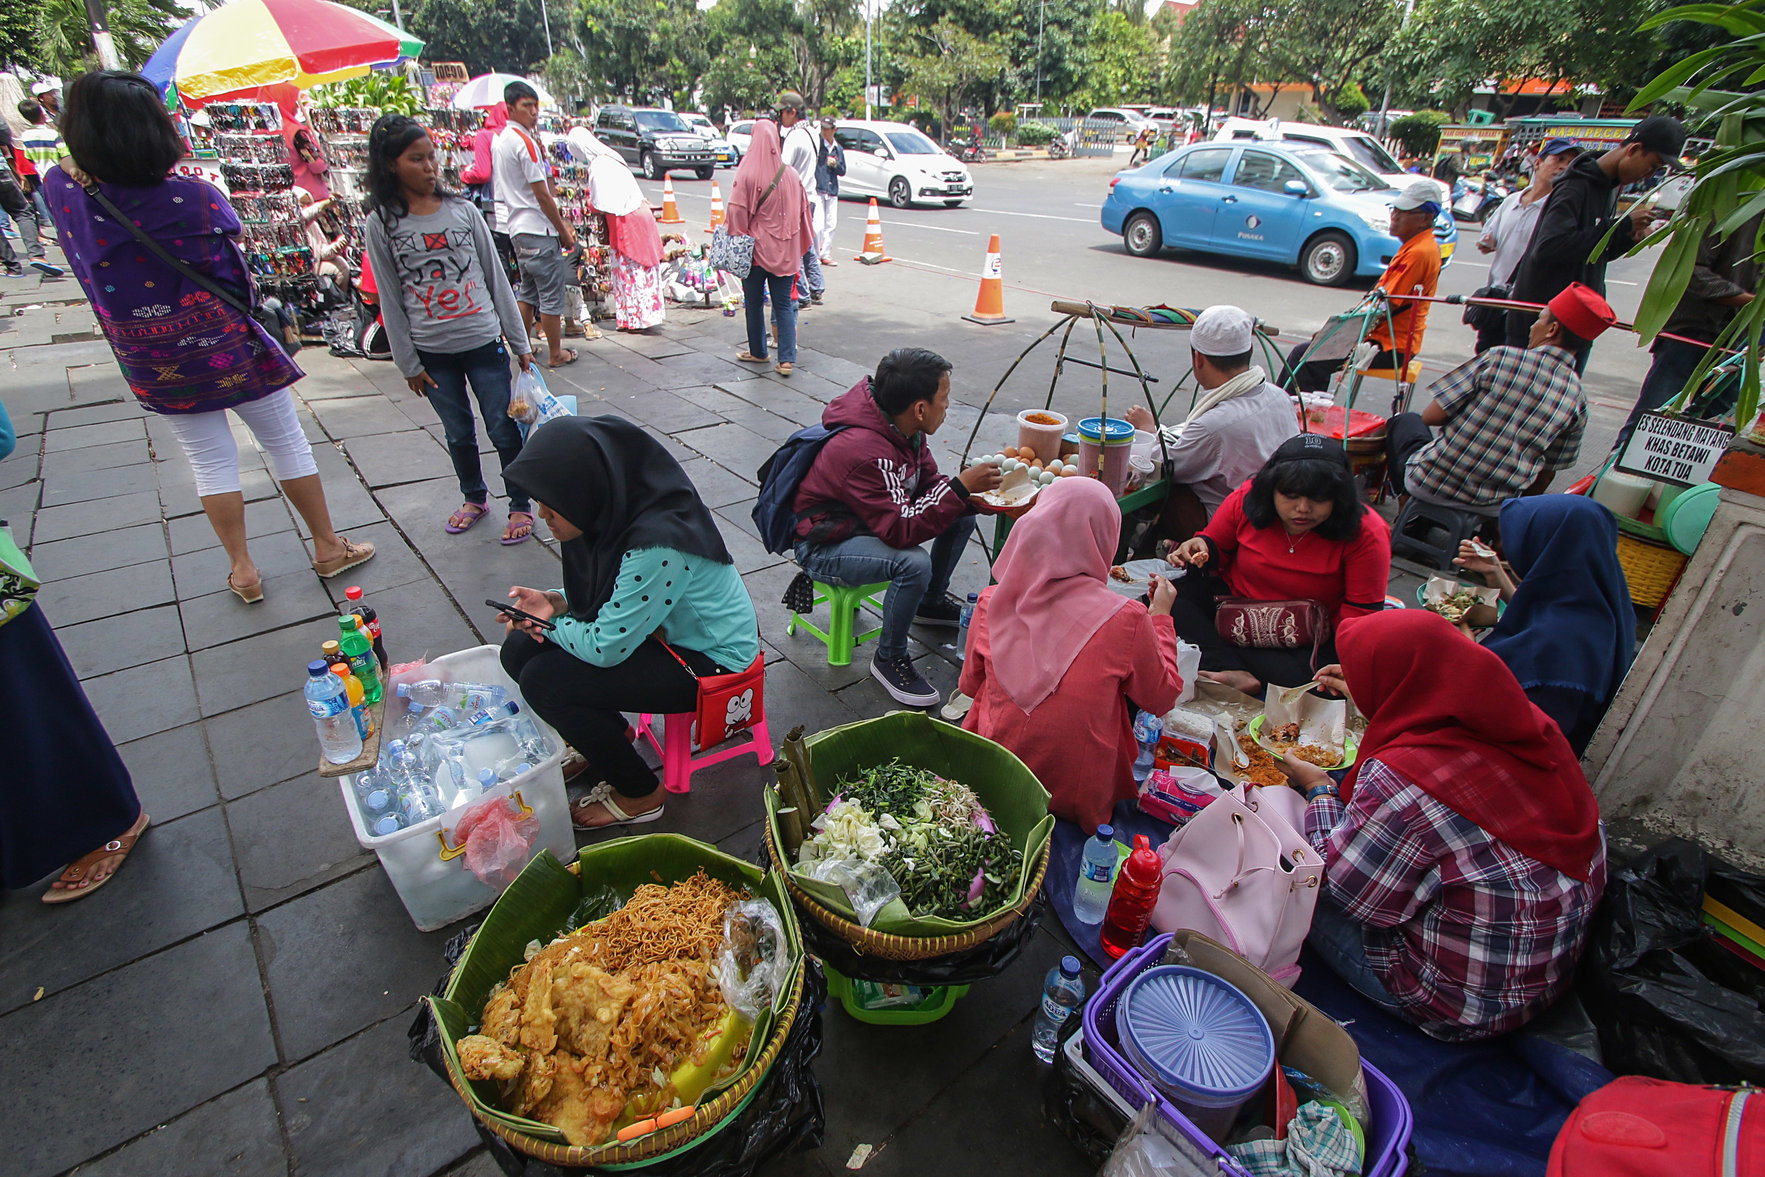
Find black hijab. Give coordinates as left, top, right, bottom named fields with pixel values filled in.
left=501, top=416, right=732, bottom=621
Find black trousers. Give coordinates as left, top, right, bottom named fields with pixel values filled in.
left=1284, top=343, right=1407, bottom=394
left=1167, top=571, right=1336, bottom=690
left=500, top=633, right=724, bottom=797
left=1383, top=411, right=1433, bottom=496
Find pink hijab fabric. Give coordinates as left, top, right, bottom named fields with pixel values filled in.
left=988, top=477, right=1131, bottom=711
left=726, top=119, right=813, bottom=278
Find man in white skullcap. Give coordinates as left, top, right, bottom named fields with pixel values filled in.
left=1125, top=304, right=1299, bottom=519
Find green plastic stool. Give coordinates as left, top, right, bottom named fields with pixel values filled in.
left=786, top=580, right=889, bottom=667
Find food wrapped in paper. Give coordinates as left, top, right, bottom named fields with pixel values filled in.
left=1261, top=682, right=1348, bottom=768
left=1422, top=575, right=1501, bottom=624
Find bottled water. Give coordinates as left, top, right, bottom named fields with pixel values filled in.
left=1031, top=956, right=1087, bottom=1063
left=399, top=680, right=452, bottom=707
left=422, top=706, right=458, bottom=734
left=306, top=661, right=362, bottom=764
left=1131, top=709, right=1160, bottom=783
left=453, top=682, right=509, bottom=710
left=1072, top=824, right=1117, bottom=924
left=352, top=769, right=401, bottom=836
left=466, top=700, right=520, bottom=727
left=958, top=591, right=978, bottom=661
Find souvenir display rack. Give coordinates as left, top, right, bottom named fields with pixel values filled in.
left=207, top=102, right=316, bottom=307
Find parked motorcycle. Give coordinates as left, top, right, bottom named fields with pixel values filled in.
left=1452, top=173, right=1511, bottom=223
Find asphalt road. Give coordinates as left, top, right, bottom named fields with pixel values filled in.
left=632, top=151, right=1663, bottom=482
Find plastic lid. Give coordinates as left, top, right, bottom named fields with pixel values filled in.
left=307, top=660, right=329, bottom=675
left=1095, top=823, right=1114, bottom=841
left=478, top=768, right=496, bottom=785
left=1121, top=834, right=1162, bottom=883
left=1059, top=955, right=1082, bottom=978
left=1117, top=966, right=1274, bottom=1102
left=322, top=640, right=341, bottom=654
left=506, top=701, right=521, bottom=715
left=1661, top=481, right=1719, bottom=555
left=345, top=586, right=363, bottom=601
left=1078, top=416, right=1136, bottom=442
left=331, top=663, right=350, bottom=677
left=386, top=739, right=405, bottom=755
left=408, top=701, right=422, bottom=715
left=371, top=815, right=401, bottom=836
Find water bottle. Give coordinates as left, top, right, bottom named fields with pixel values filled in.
left=306, top=661, right=362, bottom=764
left=454, top=682, right=510, bottom=710
left=466, top=700, right=521, bottom=726
left=1072, top=824, right=1117, bottom=924
left=1131, top=710, right=1160, bottom=783
left=1100, top=835, right=1165, bottom=960
left=958, top=591, right=978, bottom=661
left=401, top=680, right=453, bottom=707
left=422, top=706, right=459, bottom=734
left=352, top=769, right=401, bottom=836
left=1031, top=956, right=1087, bottom=1063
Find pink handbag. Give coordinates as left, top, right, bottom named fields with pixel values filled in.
left=1149, top=785, right=1323, bottom=986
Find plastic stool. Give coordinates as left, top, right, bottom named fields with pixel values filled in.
left=1391, top=496, right=1498, bottom=569
left=635, top=653, right=772, bottom=794
left=786, top=580, right=889, bottom=667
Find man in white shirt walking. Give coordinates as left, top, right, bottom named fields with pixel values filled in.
left=777, top=91, right=825, bottom=304
left=1470, top=137, right=1577, bottom=352
left=492, top=81, right=579, bottom=367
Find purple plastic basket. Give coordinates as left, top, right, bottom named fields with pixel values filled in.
left=1082, top=933, right=1414, bottom=1177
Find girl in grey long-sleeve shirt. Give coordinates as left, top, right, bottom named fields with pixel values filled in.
left=363, top=114, right=541, bottom=544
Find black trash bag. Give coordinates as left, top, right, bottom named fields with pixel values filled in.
left=408, top=931, right=827, bottom=1177
left=1043, top=1013, right=1131, bottom=1165
left=1579, top=839, right=1765, bottom=1085
left=798, top=892, right=1047, bottom=987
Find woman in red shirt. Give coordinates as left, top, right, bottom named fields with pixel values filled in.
left=1168, top=433, right=1390, bottom=693
left=960, top=477, right=1186, bottom=833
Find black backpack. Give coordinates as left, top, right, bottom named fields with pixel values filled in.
left=752, top=423, right=848, bottom=554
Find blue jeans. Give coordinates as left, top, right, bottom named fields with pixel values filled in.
left=743, top=265, right=796, bottom=363
left=796, top=514, right=976, bottom=660
left=1617, top=336, right=1712, bottom=450
left=799, top=248, right=824, bottom=297
left=1307, top=895, right=1405, bottom=1013
left=31, top=186, right=53, bottom=233
left=414, top=338, right=530, bottom=512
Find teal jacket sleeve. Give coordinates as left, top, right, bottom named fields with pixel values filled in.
left=0, top=399, right=14, bottom=463
left=547, top=549, right=674, bottom=666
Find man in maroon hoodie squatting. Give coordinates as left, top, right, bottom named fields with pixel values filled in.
left=793, top=348, right=1002, bottom=707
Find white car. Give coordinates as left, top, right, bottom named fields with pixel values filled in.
left=681, top=113, right=740, bottom=167
left=1214, top=117, right=1451, bottom=205
left=1085, top=107, right=1157, bottom=141
left=832, top=120, right=974, bottom=208
left=726, top=119, right=755, bottom=156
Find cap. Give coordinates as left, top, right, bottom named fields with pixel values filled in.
left=1548, top=282, right=1617, bottom=342
left=1271, top=432, right=1348, bottom=466
left=1390, top=178, right=1441, bottom=212
left=820, top=116, right=836, bottom=129
left=1539, top=137, right=1578, bottom=157
left=30, top=79, right=58, bottom=96
left=1096, top=823, right=1114, bottom=840
left=345, top=585, right=364, bottom=601
left=1059, top=955, right=1082, bottom=977
left=1625, top=115, right=1688, bottom=159
left=777, top=90, right=806, bottom=113
left=307, top=660, right=329, bottom=675
left=1190, top=305, right=1254, bottom=357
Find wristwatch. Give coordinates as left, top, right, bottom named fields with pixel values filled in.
left=1305, top=783, right=1340, bottom=802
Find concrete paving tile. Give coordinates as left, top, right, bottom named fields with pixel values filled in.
left=35, top=438, right=151, bottom=476
left=607, top=329, right=698, bottom=360
left=256, top=869, right=461, bottom=1060
left=118, top=721, right=219, bottom=823
left=793, top=347, right=871, bottom=387
left=27, top=522, right=167, bottom=579
left=721, top=379, right=829, bottom=425
left=43, top=399, right=137, bottom=429
left=178, top=570, right=339, bottom=652
left=715, top=498, right=762, bottom=542
left=34, top=558, right=174, bottom=627
left=290, top=475, right=387, bottom=538
left=0, top=808, right=241, bottom=1013
left=227, top=774, right=373, bottom=913
left=654, top=349, right=751, bottom=384
left=40, top=416, right=146, bottom=453
left=170, top=528, right=314, bottom=598
left=307, top=394, right=418, bottom=439
left=592, top=736, right=773, bottom=848
left=277, top=1014, right=479, bottom=1177
left=361, top=573, right=485, bottom=660
left=37, top=461, right=157, bottom=507
left=719, top=401, right=806, bottom=441
left=673, top=420, right=779, bottom=482
left=0, top=451, right=39, bottom=491
left=56, top=604, right=187, bottom=678
left=191, top=625, right=330, bottom=716
left=0, top=481, right=38, bottom=531
left=168, top=499, right=295, bottom=554
left=31, top=487, right=163, bottom=542
left=340, top=429, right=448, bottom=489
left=70, top=1079, right=287, bottom=1177
left=442, top=1150, right=507, bottom=1177
left=670, top=382, right=755, bottom=416
left=680, top=456, right=760, bottom=508
left=298, top=520, right=430, bottom=598
left=84, top=655, right=201, bottom=745
left=618, top=388, right=727, bottom=433
left=716, top=513, right=788, bottom=575
left=763, top=655, right=863, bottom=738
left=0, top=922, right=276, bottom=1177
left=207, top=692, right=320, bottom=799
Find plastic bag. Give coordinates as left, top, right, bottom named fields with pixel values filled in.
left=507, top=366, right=573, bottom=429
left=1099, top=1104, right=1221, bottom=1177
left=797, top=891, right=1046, bottom=988
left=1175, top=640, right=1201, bottom=704
left=794, top=857, right=901, bottom=928
left=452, top=794, right=541, bottom=887
left=1579, top=839, right=1765, bottom=1084
left=1044, top=1017, right=1132, bottom=1166
left=718, top=898, right=791, bottom=1022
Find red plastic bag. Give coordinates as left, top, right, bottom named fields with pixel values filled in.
left=452, top=794, right=540, bottom=888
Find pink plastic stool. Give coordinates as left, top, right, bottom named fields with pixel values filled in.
left=635, top=652, right=772, bottom=794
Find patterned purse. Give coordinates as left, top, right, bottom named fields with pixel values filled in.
left=1214, top=598, right=1331, bottom=667
left=707, top=163, right=786, bottom=280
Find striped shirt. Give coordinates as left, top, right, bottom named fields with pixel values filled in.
left=19, top=125, right=63, bottom=172
left=1405, top=344, right=1585, bottom=506
left=1305, top=758, right=1605, bottom=1041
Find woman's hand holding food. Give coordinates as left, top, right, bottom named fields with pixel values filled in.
left=1452, top=538, right=1517, bottom=599
left=1169, top=537, right=1210, bottom=568
left=1147, top=573, right=1177, bottom=617
left=1313, top=663, right=1348, bottom=698
left=1282, top=751, right=1335, bottom=794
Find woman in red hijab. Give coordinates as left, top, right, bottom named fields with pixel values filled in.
left=1283, top=609, right=1605, bottom=1040
left=727, top=119, right=813, bottom=377
left=960, top=477, right=1186, bottom=832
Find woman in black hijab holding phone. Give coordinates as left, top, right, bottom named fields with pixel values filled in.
left=498, top=417, right=759, bottom=828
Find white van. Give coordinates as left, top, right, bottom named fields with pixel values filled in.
left=1214, top=117, right=1450, bottom=204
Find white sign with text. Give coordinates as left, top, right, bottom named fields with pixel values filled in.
left=1615, top=412, right=1734, bottom=488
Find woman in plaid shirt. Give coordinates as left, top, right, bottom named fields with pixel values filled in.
left=1283, top=610, right=1606, bottom=1041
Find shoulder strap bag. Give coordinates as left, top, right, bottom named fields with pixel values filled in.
left=81, top=181, right=299, bottom=356
left=708, top=163, right=786, bottom=280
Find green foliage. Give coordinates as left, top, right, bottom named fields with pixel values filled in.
left=696, top=0, right=859, bottom=112
left=1015, top=118, right=1057, bottom=145
left=0, top=5, right=37, bottom=69
left=1329, top=81, right=1370, bottom=120
left=575, top=0, right=707, bottom=103
left=34, top=0, right=184, bottom=76
left=1388, top=110, right=1450, bottom=157
left=897, top=17, right=1009, bottom=132
left=310, top=73, right=423, bottom=114
left=1065, top=9, right=1155, bottom=111
left=403, top=0, right=555, bottom=77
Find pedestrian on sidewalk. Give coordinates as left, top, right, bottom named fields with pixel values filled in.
left=813, top=117, right=844, bottom=267
left=0, top=398, right=151, bottom=905
left=363, top=114, right=538, bottom=545
left=49, top=71, right=374, bottom=601
left=493, top=81, right=580, bottom=367
left=0, top=123, right=58, bottom=277
left=16, top=98, right=62, bottom=233
left=1469, top=137, right=1578, bottom=353
left=776, top=91, right=825, bottom=304
left=729, top=119, right=813, bottom=377
left=564, top=127, right=666, bottom=331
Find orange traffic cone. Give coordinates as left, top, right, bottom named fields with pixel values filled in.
left=854, top=198, right=891, bottom=264
left=962, top=234, right=1014, bottom=325
left=706, top=180, right=725, bottom=233
left=659, top=175, right=685, bottom=224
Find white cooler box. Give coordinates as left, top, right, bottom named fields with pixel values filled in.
left=338, top=644, right=574, bottom=930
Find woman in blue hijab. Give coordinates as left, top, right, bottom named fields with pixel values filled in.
left=1455, top=495, right=1635, bottom=755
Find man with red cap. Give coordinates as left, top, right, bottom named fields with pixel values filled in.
left=1386, top=282, right=1616, bottom=508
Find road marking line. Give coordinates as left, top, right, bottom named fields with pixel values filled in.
left=966, top=207, right=1095, bottom=223
left=1074, top=202, right=1102, bottom=208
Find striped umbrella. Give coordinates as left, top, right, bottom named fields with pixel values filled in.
left=142, top=0, right=424, bottom=107
left=449, top=73, right=555, bottom=110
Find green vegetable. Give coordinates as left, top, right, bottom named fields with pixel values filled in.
left=841, top=759, right=937, bottom=815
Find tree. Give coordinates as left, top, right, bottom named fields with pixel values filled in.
left=538, top=47, right=598, bottom=109
left=0, top=6, right=36, bottom=70
left=1256, top=0, right=1400, bottom=121
left=697, top=0, right=860, bottom=111
left=576, top=0, right=707, bottom=103
left=1156, top=0, right=1272, bottom=115
left=896, top=17, right=1009, bottom=130
left=1065, top=9, right=1155, bottom=111
left=402, top=0, right=555, bottom=76
left=34, top=0, right=184, bottom=76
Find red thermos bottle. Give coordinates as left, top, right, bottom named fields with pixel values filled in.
left=1099, top=835, right=1163, bottom=959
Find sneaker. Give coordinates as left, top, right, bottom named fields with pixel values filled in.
left=912, top=594, right=963, bottom=627
left=29, top=259, right=63, bottom=277
left=871, top=653, right=940, bottom=707
left=2, top=263, right=22, bottom=278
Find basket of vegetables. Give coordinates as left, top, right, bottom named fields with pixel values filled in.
left=428, top=835, right=806, bottom=1167
left=763, top=711, right=1054, bottom=961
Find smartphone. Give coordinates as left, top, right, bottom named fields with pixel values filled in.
left=485, top=598, right=557, bottom=631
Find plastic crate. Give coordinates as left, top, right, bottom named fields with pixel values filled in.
left=338, top=645, right=574, bottom=931
left=823, top=964, right=969, bottom=1024
left=1082, top=933, right=1413, bottom=1177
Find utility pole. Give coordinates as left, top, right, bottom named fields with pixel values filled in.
left=83, top=0, right=122, bottom=69
left=1036, top=0, right=1046, bottom=102
left=539, top=0, right=553, bottom=57
left=864, top=0, right=873, bottom=119
left=389, top=0, right=404, bottom=30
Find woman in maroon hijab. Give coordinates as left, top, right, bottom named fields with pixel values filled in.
left=726, top=119, right=813, bottom=377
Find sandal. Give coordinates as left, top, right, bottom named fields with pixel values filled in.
left=570, top=782, right=664, bottom=829
left=446, top=502, right=490, bottom=534
left=547, top=347, right=580, bottom=368
left=775, top=362, right=794, bottom=377
left=227, top=572, right=264, bottom=604
left=501, top=510, right=534, bottom=546
left=735, top=351, right=769, bottom=364
left=42, top=812, right=150, bottom=904
left=311, top=537, right=376, bottom=579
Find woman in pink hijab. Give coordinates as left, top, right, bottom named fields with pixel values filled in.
left=960, top=477, right=1185, bottom=832
left=726, top=119, right=813, bottom=376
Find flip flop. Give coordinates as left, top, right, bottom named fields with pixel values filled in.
left=775, top=362, right=794, bottom=377
left=735, top=351, right=769, bottom=364
left=570, top=783, right=664, bottom=829
left=501, top=510, right=535, bottom=545
left=227, top=573, right=264, bottom=604
left=311, top=537, right=376, bottom=579
left=42, top=813, right=150, bottom=904
left=547, top=348, right=580, bottom=368
left=446, top=502, right=489, bottom=534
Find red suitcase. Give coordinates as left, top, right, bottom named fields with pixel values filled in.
left=1549, top=1076, right=1762, bottom=1177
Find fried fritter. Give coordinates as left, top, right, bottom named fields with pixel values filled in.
left=457, top=1034, right=524, bottom=1082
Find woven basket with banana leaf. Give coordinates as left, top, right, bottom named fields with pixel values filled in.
left=429, top=835, right=805, bottom=1167
left=764, top=711, right=1054, bottom=961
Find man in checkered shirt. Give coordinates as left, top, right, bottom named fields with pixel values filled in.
left=1385, top=283, right=1616, bottom=507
